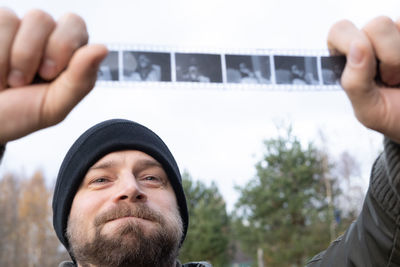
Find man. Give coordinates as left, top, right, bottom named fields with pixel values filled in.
left=290, top=64, right=307, bottom=84
left=179, top=57, right=211, bottom=83
left=53, top=118, right=210, bottom=266
left=0, top=8, right=400, bottom=267
left=123, top=52, right=162, bottom=81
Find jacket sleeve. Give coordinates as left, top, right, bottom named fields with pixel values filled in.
left=0, top=143, right=5, bottom=164
left=306, top=138, right=400, bottom=267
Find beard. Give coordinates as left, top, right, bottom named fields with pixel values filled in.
left=66, top=202, right=183, bottom=267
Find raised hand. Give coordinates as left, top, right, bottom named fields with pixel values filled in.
left=0, top=8, right=108, bottom=144
left=328, top=17, right=400, bottom=143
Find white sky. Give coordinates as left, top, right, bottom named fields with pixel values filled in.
left=0, top=0, right=399, bottom=211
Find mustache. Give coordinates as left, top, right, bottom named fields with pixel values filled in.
left=94, top=203, right=163, bottom=227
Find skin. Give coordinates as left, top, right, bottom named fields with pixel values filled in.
left=69, top=150, right=180, bottom=267
left=70, top=150, right=178, bottom=239
left=0, top=8, right=108, bottom=144
left=327, top=16, right=400, bottom=143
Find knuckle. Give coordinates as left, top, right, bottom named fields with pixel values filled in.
left=59, top=13, right=88, bottom=45
left=0, top=7, right=19, bottom=24
left=363, top=16, right=394, bottom=34
left=327, top=19, right=356, bottom=45
left=24, top=9, right=55, bottom=26
left=61, top=12, right=86, bottom=27
left=341, top=77, right=358, bottom=93
left=340, top=70, right=368, bottom=94
left=50, top=37, right=80, bottom=58
left=372, top=16, right=394, bottom=27
left=356, top=112, right=375, bottom=129
left=330, top=19, right=355, bottom=33
left=12, top=48, right=36, bottom=67
left=60, top=12, right=87, bottom=32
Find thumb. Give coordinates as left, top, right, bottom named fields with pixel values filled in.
left=40, top=44, right=108, bottom=127
left=341, top=41, right=376, bottom=95
left=341, top=41, right=383, bottom=127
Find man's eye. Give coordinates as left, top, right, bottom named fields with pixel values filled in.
left=144, top=176, right=158, bottom=181
left=141, top=176, right=164, bottom=185
left=92, top=178, right=108, bottom=183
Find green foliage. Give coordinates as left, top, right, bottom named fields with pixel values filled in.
left=233, top=129, right=335, bottom=266
left=179, top=171, right=230, bottom=266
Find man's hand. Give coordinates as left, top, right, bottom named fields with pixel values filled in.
left=328, top=17, right=400, bottom=143
left=0, top=8, right=108, bottom=144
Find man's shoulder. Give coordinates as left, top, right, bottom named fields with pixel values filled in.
left=182, top=261, right=213, bottom=267
left=59, top=260, right=213, bottom=267
left=58, top=261, right=75, bottom=267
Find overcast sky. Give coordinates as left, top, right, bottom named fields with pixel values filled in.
left=1, top=0, right=399, bottom=210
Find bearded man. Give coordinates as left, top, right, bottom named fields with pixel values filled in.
left=1, top=8, right=400, bottom=267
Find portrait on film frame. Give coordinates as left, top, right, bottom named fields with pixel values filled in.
left=321, top=56, right=346, bottom=85
left=97, top=51, right=119, bottom=81
left=123, top=51, right=171, bottom=82
left=225, top=54, right=271, bottom=84
left=274, top=55, right=319, bottom=85
left=175, top=53, right=223, bottom=83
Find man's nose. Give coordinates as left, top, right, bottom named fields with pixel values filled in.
left=112, top=172, right=147, bottom=203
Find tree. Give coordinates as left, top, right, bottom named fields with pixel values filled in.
left=330, top=151, right=365, bottom=236
left=179, top=171, right=231, bottom=266
left=233, top=129, right=338, bottom=266
left=0, top=171, right=69, bottom=267
left=0, top=174, right=21, bottom=266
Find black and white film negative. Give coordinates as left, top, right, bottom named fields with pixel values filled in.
left=97, top=45, right=347, bottom=90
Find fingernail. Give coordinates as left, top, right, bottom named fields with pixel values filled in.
left=40, top=59, right=56, bottom=77
left=349, top=43, right=363, bottom=65
left=8, top=70, right=25, bottom=87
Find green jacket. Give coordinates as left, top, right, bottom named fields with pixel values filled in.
left=306, top=138, right=400, bottom=266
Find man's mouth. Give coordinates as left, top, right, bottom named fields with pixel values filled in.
left=94, top=204, right=162, bottom=228
left=108, top=215, right=151, bottom=223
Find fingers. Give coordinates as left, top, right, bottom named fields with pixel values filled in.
left=0, top=8, right=19, bottom=90
left=327, top=20, right=376, bottom=95
left=39, top=13, right=88, bottom=80
left=39, top=44, right=108, bottom=127
left=8, top=9, right=55, bottom=87
left=4, top=10, right=90, bottom=88
left=327, top=20, right=383, bottom=130
left=363, top=16, right=400, bottom=86
left=328, top=16, right=400, bottom=136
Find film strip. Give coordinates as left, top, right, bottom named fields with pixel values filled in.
left=97, top=45, right=346, bottom=90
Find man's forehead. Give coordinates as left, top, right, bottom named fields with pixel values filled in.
left=89, top=150, right=163, bottom=170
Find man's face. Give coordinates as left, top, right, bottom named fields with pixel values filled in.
left=138, top=54, right=150, bottom=68
left=123, top=52, right=137, bottom=72
left=67, top=150, right=183, bottom=267
left=188, top=65, right=199, bottom=79
left=291, top=64, right=304, bottom=77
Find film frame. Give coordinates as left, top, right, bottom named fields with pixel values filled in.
left=97, top=45, right=346, bottom=91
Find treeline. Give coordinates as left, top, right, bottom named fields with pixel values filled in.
left=0, top=129, right=366, bottom=266
left=0, top=172, right=69, bottom=267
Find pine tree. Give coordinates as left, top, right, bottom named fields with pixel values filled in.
left=233, top=129, right=337, bottom=266
left=179, top=171, right=231, bottom=266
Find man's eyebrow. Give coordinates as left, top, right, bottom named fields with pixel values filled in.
left=89, top=160, right=117, bottom=171
left=88, top=158, right=163, bottom=171
left=137, top=158, right=163, bottom=169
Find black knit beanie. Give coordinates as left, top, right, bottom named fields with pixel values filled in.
left=52, top=119, right=188, bottom=252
